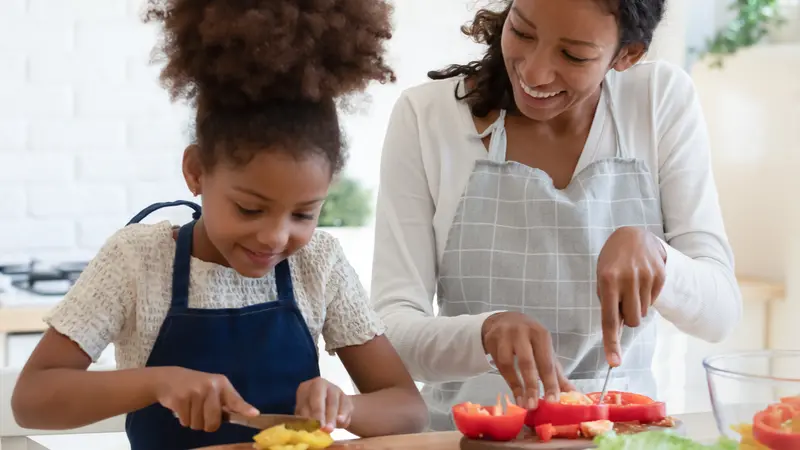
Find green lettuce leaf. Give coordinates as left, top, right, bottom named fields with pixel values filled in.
left=593, top=430, right=739, bottom=450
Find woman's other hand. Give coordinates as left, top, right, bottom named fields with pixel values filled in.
left=596, top=226, right=667, bottom=367
left=481, top=312, right=575, bottom=409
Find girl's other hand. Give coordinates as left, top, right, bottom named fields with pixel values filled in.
left=295, top=377, right=353, bottom=433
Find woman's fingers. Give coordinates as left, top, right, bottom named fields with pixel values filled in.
left=493, top=336, right=524, bottom=404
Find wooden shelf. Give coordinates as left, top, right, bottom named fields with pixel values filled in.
left=737, top=276, right=786, bottom=303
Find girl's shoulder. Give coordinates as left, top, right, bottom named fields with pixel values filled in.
left=97, top=221, right=177, bottom=267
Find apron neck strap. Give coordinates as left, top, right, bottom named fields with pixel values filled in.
left=127, top=200, right=201, bottom=226
left=479, top=110, right=508, bottom=163
left=171, top=221, right=195, bottom=309
left=273, top=259, right=296, bottom=307
left=601, top=79, right=626, bottom=159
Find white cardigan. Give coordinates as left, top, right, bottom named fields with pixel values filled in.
left=370, top=60, right=742, bottom=383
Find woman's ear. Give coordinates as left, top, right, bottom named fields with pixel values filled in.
left=182, top=144, right=204, bottom=197
left=611, top=43, right=647, bottom=72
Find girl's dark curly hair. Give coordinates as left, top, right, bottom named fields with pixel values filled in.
left=428, top=0, right=665, bottom=118
left=144, top=0, right=395, bottom=174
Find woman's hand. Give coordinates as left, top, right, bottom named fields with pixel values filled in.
left=596, top=226, right=667, bottom=367
left=154, top=367, right=259, bottom=432
left=481, top=312, right=575, bottom=409
left=295, top=377, right=353, bottom=433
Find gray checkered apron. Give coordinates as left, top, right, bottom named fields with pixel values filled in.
left=424, top=83, right=665, bottom=431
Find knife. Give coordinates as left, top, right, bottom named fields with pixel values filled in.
left=222, top=413, right=322, bottom=433
left=224, top=412, right=321, bottom=432
left=597, top=325, right=625, bottom=405
left=172, top=411, right=321, bottom=432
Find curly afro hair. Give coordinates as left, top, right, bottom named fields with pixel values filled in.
left=428, top=0, right=665, bottom=118
left=144, top=0, right=396, bottom=173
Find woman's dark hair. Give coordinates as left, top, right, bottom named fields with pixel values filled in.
left=428, top=0, right=665, bottom=117
left=144, top=0, right=395, bottom=174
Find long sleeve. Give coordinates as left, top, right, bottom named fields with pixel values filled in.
left=651, top=64, right=742, bottom=343
left=370, top=93, right=495, bottom=383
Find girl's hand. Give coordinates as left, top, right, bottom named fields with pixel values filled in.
left=154, top=367, right=259, bottom=432
left=295, top=377, right=353, bottom=432
left=596, top=226, right=667, bottom=367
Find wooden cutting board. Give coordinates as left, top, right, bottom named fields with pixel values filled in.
left=196, top=420, right=683, bottom=450
left=195, top=431, right=462, bottom=449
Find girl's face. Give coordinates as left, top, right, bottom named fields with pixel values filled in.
left=183, top=147, right=331, bottom=278
left=501, top=0, right=645, bottom=121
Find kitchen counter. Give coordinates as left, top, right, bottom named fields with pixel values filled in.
left=5, top=412, right=722, bottom=450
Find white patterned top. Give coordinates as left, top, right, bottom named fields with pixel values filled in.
left=45, top=221, right=385, bottom=369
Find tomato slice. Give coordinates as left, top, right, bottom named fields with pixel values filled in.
left=452, top=396, right=527, bottom=442
left=586, top=391, right=666, bottom=424
left=526, top=399, right=609, bottom=428
left=752, top=400, right=800, bottom=449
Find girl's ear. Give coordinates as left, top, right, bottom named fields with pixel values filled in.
left=182, top=144, right=204, bottom=196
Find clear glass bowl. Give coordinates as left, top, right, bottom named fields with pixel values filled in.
left=704, top=350, right=800, bottom=441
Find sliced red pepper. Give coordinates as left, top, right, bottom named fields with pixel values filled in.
left=552, top=424, right=581, bottom=439
left=587, top=391, right=666, bottom=424
left=452, top=396, right=527, bottom=442
left=534, top=423, right=581, bottom=442
left=525, top=399, right=609, bottom=428
left=534, top=424, right=555, bottom=443
left=752, top=400, right=800, bottom=449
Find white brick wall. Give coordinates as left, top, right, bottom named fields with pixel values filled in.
left=0, top=0, right=193, bottom=263
left=0, top=0, right=483, bottom=265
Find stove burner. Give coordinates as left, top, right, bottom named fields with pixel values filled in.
left=0, top=261, right=88, bottom=296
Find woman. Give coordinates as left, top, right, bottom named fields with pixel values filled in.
left=370, top=0, right=742, bottom=431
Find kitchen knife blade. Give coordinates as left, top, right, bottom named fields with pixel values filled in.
left=224, top=413, right=321, bottom=432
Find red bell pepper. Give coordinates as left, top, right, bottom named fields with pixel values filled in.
left=587, top=391, right=667, bottom=424
left=534, top=423, right=581, bottom=442
left=752, top=398, right=800, bottom=450
left=526, top=399, right=609, bottom=428
left=452, top=396, right=527, bottom=442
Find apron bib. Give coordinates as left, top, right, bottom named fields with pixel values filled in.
left=425, top=83, right=665, bottom=431
left=124, top=201, right=321, bottom=450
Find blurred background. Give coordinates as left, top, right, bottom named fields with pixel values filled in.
left=0, top=0, right=798, bottom=448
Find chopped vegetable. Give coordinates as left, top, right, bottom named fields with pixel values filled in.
left=593, top=430, right=739, bottom=449
left=526, top=392, right=609, bottom=427
left=452, top=395, right=527, bottom=441
left=731, top=423, right=770, bottom=450
left=581, top=419, right=615, bottom=437
left=587, top=391, right=667, bottom=424
left=752, top=397, right=800, bottom=449
left=252, top=424, right=334, bottom=450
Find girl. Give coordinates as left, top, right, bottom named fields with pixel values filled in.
left=11, top=0, right=427, bottom=448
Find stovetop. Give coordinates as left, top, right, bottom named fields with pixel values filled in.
left=0, top=260, right=89, bottom=305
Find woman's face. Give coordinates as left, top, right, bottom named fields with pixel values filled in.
left=501, top=0, right=644, bottom=121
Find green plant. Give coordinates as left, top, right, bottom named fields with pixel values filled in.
left=318, top=177, right=373, bottom=227
left=697, top=0, right=787, bottom=68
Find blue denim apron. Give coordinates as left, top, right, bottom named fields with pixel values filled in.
left=124, top=200, right=321, bottom=450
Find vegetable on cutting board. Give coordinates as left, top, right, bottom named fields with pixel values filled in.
left=252, top=424, right=334, bottom=450
left=586, top=391, right=667, bottom=423
left=452, top=395, right=527, bottom=441
left=526, top=391, right=609, bottom=427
